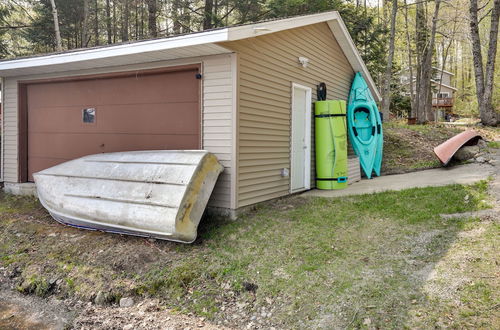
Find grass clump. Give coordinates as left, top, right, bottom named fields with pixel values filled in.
left=17, top=275, right=52, bottom=297
left=487, top=141, right=500, bottom=148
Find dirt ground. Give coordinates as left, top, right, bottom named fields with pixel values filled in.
left=1, top=273, right=231, bottom=330
left=0, top=207, right=234, bottom=329
left=0, top=290, right=229, bottom=330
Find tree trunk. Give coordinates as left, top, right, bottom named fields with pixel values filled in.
left=203, top=0, right=214, bottom=30
left=172, top=0, right=181, bottom=34
left=82, top=0, right=89, bottom=47
left=147, top=0, right=157, bottom=37
left=48, top=0, right=62, bottom=51
left=135, top=0, right=139, bottom=39
left=380, top=0, right=398, bottom=119
left=112, top=0, right=117, bottom=43
left=106, top=0, right=112, bottom=44
left=122, top=0, right=129, bottom=41
left=416, top=0, right=441, bottom=124
left=182, top=1, right=191, bottom=33
left=403, top=0, right=416, bottom=117
left=469, top=0, right=500, bottom=126
left=414, top=1, right=426, bottom=119
left=436, top=5, right=459, bottom=122
left=140, top=0, right=145, bottom=38
left=94, top=0, right=99, bottom=46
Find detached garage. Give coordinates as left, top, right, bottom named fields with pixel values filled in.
left=0, top=11, right=380, bottom=216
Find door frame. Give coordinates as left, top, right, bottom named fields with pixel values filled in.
left=290, top=83, right=312, bottom=193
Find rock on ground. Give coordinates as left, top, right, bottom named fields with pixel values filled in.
left=119, top=297, right=134, bottom=308
left=453, top=145, right=479, bottom=161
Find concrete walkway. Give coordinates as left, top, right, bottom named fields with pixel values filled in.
left=303, top=159, right=497, bottom=198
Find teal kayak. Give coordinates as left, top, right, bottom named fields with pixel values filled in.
left=373, top=106, right=383, bottom=177
left=347, top=72, right=383, bottom=179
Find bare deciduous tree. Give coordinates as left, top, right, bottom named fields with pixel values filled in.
left=203, top=0, right=214, bottom=30
left=82, top=0, right=89, bottom=47
left=147, top=0, right=157, bottom=37
left=469, top=0, right=500, bottom=126
left=403, top=0, right=416, bottom=117
left=416, top=0, right=442, bottom=123
left=380, top=0, right=398, bottom=119
left=106, top=0, right=112, bottom=44
left=48, top=0, right=62, bottom=51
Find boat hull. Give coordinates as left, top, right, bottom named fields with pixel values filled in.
left=347, top=72, right=382, bottom=179
left=33, top=150, right=224, bottom=243
left=373, top=108, right=383, bottom=177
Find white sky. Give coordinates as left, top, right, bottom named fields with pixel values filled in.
left=365, top=0, right=394, bottom=7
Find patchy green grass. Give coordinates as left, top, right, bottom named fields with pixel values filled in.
left=488, top=141, right=500, bottom=149
left=0, top=182, right=497, bottom=328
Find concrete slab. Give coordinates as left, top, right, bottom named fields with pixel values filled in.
left=302, top=162, right=496, bottom=198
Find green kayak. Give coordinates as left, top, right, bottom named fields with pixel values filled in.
left=347, top=72, right=383, bottom=179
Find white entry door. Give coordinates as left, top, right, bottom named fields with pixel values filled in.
left=291, top=83, right=311, bottom=193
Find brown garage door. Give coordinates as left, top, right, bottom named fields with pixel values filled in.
left=25, top=66, right=200, bottom=181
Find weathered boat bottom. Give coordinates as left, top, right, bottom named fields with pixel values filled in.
left=34, top=150, right=224, bottom=243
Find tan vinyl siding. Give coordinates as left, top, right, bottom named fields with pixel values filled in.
left=3, top=78, right=18, bottom=183
left=441, top=73, right=452, bottom=87
left=222, top=22, right=355, bottom=207
left=1, top=54, right=235, bottom=209
left=202, top=55, right=235, bottom=209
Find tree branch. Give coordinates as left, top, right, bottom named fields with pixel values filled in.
left=0, top=24, right=31, bottom=30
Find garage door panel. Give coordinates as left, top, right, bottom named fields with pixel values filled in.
left=27, top=69, right=199, bottom=108
left=28, top=102, right=200, bottom=134
left=28, top=133, right=199, bottom=178
left=27, top=67, right=200, bottom=181
left=98, top=103, right=200, bottom=134
left=98, top=70, right=200, bottom=104
left=27, top=82, right=97, bottom=108
left=29, top=133, right=199, bottom=159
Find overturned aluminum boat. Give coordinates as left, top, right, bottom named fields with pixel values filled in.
left=33, top=150, right=223, bottom=243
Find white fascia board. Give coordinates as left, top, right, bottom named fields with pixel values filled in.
left=0, top=28, right=230, bottom=73
left=227, top=11, right=339, bottom=40
left=327, top=16, right=382, bottom=102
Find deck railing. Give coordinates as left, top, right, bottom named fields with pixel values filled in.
left=432, top=97, right=453, bottom=107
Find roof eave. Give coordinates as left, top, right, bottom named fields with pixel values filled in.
left=0, top=28, right=231, bottom=76
left=431, top=80, right=458, bottom=91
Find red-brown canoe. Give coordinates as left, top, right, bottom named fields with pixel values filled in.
left=434, top=130, right=482, bottom=166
